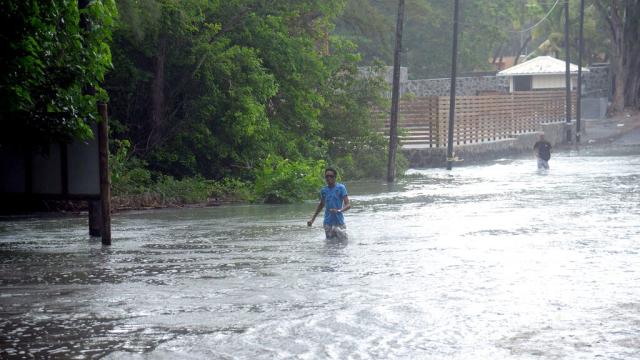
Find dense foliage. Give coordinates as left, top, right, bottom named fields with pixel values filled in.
left=105, top=0, right=398, bottom=202
left=253, top=156, right=326, bottom=204
left=0, top=0, right=116, bottom=144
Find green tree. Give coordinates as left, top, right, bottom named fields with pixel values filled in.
left=108, top=0, right=393, bottom=183
left=108, top=0, right=348, bottom=179
left=594, top=0, right=640, bottom=112
left=519, top=0, right=608, bottom=65
left=0, top=0, right=116, bottom=145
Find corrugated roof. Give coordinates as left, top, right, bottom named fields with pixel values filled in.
left=497, top=56, right=589, bottom=76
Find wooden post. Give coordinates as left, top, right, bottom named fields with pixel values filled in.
left=98, top=103, right=111, bottom=245
left=387, top=0, right=405, bottom=183
left=564, top=0, right=572, bottom=143
left=447, top=0, right=460, bottom=170
left=576, top=0, right=585, bottom=143
left=88, top=200, right=101, bottom=236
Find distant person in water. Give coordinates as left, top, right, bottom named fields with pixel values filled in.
left=533, top=133, right=552, bottom=170
left=307, top=168, right=351, bottom=240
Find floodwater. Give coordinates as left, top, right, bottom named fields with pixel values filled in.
left=1, top=147, right=640, bottom=359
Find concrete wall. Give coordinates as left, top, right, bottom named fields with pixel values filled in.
left=531, top=74, right=576, bottom=90
left=581, top=97, right=608, bottom=119
left=403, top=122, right=571, bottom=168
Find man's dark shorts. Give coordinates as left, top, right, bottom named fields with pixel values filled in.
left=324, top=224, right=347, bottom=240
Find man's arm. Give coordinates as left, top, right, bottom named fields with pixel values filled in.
left=307, top=199, right=324, bottom=227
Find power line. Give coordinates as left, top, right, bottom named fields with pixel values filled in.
left=508, top=0, right=562, bottom=33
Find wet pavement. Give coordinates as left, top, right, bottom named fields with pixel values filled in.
left=582, top=112, right=640, bottom=146
left=1, top=145, right=640, bottom=359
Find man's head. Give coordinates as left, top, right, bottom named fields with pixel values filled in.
left=324, top=168, right=337, bottom=186
left=538, top=132, right=545, bottom=140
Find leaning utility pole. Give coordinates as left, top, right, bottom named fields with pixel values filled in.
left=564, top=0, right=572, bottom=143
left=446, top=0, right=460, bottom=170
left=576, top=0, right=585, bottom=143
left=387, top=0, right=405, bottom=182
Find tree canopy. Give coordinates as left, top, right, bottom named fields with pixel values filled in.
left=106, top=0, right=390, bottom=182
left=0, top=0, right=116, bottom=145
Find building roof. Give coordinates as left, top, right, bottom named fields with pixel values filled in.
left=497, top=56, right=589, bottom=76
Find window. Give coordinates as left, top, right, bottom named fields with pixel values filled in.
left=513, top=75, right=532, bottom=91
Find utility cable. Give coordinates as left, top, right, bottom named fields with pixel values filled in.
left=508, top=0, right=562, bottom=33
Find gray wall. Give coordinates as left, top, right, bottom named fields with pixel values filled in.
left=0, top=125, right=100, bottom=197
left=401, top=76, right=509, bottom=97
left=382, top=64, right=611, bottom=99
left=583, top=65, right=610, bottom=98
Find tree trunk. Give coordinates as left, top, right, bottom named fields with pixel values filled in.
left=601, top=1, right=625, bottom=114
left=492, top=44, right=503, bottom=65
left=513, top=35, right=531, bottom=66
left=623, top=1, right=640, bottom=108
left=150, top=36, right=167, bottom=148
left=610, top=52, right=625, bottom=114
left=624, top=46, right=640, bottom=108
left=596, top=0, right=640, bottom=113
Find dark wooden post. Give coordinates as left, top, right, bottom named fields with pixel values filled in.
left=88, top=200, right=101, bottom=236
left=98, top=103, right=111, bottom=245
left=387, top=0, right=405, bottom=183
left=447, top=0, right=460, bottom=170
left=78, top=0, right=111, bottom=240
left=564, top=0, right=572, bottom=143
left=576, top=0, right=585, bottom=143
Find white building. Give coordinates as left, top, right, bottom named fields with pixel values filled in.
left=497, top=56, right=589, bottom=93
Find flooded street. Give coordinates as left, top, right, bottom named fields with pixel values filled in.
left=2, top=147, right=640, bottom=359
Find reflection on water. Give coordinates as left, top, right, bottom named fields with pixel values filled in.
left=2, top=149, right=640, bottom=359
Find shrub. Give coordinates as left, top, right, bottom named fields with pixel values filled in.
left=331, top=133, right=408, bottom=180
left=254, top=156, right=325, bottom=204
left=110, top=139, right=153, bottom=195
left=110, top=139, right=253, bottom=205
left=153, top=176, right=212, bottom=204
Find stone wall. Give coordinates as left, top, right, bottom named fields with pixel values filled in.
left=395, top=64, right=610, bottom=99
left=583, top=64, right=610, bottom=98
left=403, top=122, right=571, bottom=168
left=401, top=76, right=509, bottom=97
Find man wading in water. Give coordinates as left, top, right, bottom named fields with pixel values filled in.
left=533, top=133, right=552, bottom=170
left=307, top=168, right=351, bottom=240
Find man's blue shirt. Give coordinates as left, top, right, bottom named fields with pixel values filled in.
left=321, top=183, right=347, bottom=225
